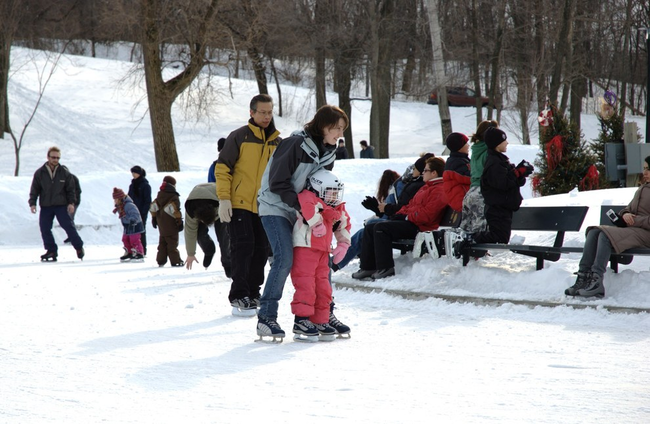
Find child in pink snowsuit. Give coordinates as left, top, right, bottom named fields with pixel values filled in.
left=291, top=174, right=351, bottom=327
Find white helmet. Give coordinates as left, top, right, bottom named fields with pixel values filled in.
left=308, top=169, right=344, bottom=206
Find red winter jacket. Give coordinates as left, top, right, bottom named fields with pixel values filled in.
left=443, top=152, right=471, bottom=211
left=396, top=178, right=448, bottom=232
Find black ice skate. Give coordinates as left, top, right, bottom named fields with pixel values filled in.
left=76, top=247, right=85, bottom=260
left=40, top=251, right=58, bottom=262
left=292, top=316, right=319, bottom=343
left=255, top=316, right=285, bottom=344
left=120, top=252, right=133, bottom=262
left=231, top=297, right=257, bottom=317
left=315, top=322, right=337, bottom=342
left=329, top=304, right=351, bottom=339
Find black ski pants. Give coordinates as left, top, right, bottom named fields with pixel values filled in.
left=359, top=219, right=419, bottom=271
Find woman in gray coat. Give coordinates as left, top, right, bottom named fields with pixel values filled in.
left=565, top=156, right=650, bottom=298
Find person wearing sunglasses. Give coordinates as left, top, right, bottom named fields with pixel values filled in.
left=29, top=146, right=85, bottom=262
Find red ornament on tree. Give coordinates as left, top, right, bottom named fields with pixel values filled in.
left=579, top=165, right=600, bottom=191
left=538, top=107, right=553, bottom=127
left=545, top=135, right=564, bottom=171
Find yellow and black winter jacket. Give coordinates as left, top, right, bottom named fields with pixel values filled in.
left=215, top=118, right=281, bottom=214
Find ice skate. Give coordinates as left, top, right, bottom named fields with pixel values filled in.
left=315, top=322, right=337, bottom=342
left=131, top=253, right=145, bottom=262
left=255, top=317, right=285, bottom=344
left=76, top=247, right=85, bottom=260
left=292, top=316, right=319, bottom=343
left=329, top=305, right=351, bottom=339
left=413, top=231, right=439, bottom=259
left=120, top=251, right=133, bottom=262
left=444, top=230, right=463, bottom=259
left=231, top=297, right=257, bottom=317
left=40, top=251, right=58, bottom=262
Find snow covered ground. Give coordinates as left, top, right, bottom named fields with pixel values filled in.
left=1, top=48, right=649, bottom=423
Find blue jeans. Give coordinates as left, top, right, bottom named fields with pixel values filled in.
left=579, top=228, right=612, bottom=277
left=259, top=215, right=294, bottom=320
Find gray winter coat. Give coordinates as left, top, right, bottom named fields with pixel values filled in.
left=257, top=129, right=336, bottom=224
left=598, top=183, right=650, bottom=254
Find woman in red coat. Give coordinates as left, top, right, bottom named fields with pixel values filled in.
left=353, top=157, right=448, bottom=280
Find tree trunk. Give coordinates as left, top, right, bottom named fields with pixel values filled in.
left=549, top=0, right=576, bottom=106
left=0, top=34, right=11, bottom=138
left=426, top=0, right=452, bottom=140
left=315, top=48, right=326, bottom=109
left=269, top=56, right=283, bottom=117
left=369, top=0, right=394, bottom=159
left=470, top=0, right=482, bottom=126
left=247, top=46, right=268, bottom=95
left=335, top=56, right=354, bottom=157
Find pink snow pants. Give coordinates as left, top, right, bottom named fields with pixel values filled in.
left=123, top=233, right=144, bottom=255
left=290, top=247, right=332, bottom=324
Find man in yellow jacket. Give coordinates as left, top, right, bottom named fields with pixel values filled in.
left=215, top=94, right=281, bottom=316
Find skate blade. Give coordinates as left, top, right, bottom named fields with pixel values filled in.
left=293, top=334, right=318, bottom=343
left=336, top=333, right=351, bottom=339
left=41, top=258, right=57, bottom=262
left=318, top=334, right=336, bottom=342
left=232, top=307, right=257, bottom=318
left=255, top=335, right=284, bottom=344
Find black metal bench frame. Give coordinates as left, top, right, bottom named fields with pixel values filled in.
left=462, top=206, right=589, bottom=270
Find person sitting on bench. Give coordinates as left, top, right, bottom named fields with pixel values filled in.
left=351, top=157, right=448, bottom=280
left=565, top=156, right=650, bottom=298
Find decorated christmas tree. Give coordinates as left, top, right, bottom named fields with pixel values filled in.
left=532, top=104, right=599, bottom=196
left=590, top=91, right=625, bottom=189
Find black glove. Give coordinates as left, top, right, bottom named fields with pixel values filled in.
left=177, top=219, right=184, bottom=232
left=152, top=217, right=158, bottom=229
left=514, top=160, right=534, bottom=178
left=361, top=196, right=381, bottom=216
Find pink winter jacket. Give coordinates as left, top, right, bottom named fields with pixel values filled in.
left=292, top=190, right=351, bottom=252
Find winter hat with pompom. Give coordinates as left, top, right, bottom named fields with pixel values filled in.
left=112, top=187, right=126, bottom=199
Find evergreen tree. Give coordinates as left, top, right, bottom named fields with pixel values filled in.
left=532, top=105, right=599, bottom=196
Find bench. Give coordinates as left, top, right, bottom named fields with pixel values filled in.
left=391, top=207, right=461, bottom=255
left=462, top=205, right=589, bottom=270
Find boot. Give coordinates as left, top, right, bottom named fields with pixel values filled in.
left=577, top=273, right=605, bottom=298
left=564, top=271, right=591, bottom=296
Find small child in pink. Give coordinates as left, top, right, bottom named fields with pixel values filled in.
left=112, top=187, right=145, bottom=262
left=290, top=169, right=351, bottom=341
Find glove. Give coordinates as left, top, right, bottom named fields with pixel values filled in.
left=177, top=219, right=184, bottom=232
left=361, top=196, right=381, bottom=216
left=514, top=160, right=534, bottom=178
left=332, top=242, right=350, bottom=265
left=152, top=217, right=158, bottom=229
left=218, top=199, right=232, bottom=223
left=312, top=222, right=327, bottom=237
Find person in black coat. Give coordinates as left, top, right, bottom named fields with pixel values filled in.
left=472, top=128, right=533, bottom=244
left=335, top=139, right=349, bottom=160
left=128, top=166, right=152, bottom=255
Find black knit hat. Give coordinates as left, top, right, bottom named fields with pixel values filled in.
left=446, top=132, right=469, bottom=152
left=414, top=153, right=435, bottom=173
left=484, top=128, right=507, bottom=150
left=130, top=165, right=145, bottom=177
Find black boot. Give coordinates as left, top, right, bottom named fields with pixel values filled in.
left=41, top=251, right=58, bottom=262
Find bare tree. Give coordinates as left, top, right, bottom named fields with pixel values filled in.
left=0, top=0, right=22, bottom=138
left=425, top=0, right=452, bottom=141
left=140, top=0, right=219, bottom=171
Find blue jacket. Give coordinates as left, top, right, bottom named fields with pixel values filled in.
left=121, top=197, right=145, bottom=235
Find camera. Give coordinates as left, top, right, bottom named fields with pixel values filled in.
left=606, top=209, right=626, bottom=227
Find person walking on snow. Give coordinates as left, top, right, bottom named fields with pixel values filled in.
left=128, top=166, right=152, bottom=255
left=151, top=176, right=184, bottom=267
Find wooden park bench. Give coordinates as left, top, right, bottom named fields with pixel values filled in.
left=462, top=205, right=590, bottom=270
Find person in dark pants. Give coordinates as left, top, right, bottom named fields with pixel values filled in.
left=352, top=157, right=448, bottom=280
left=184, top=182, right=231, bottom=277
left=63, top=170, right=81, bottom=244
left=206, top=138, right=231, bottom=273
left=215, top=94, right=281, bottom=316
left=128, top=166, right=152, bottom=255
left=29, top=146, right=84, bottom=261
